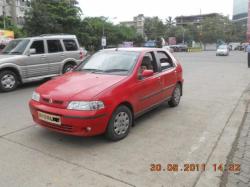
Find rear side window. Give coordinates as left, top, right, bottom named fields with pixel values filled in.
left=63, top=39, right=78, bottom=51
left=30, top=40, right=44, bottom=54
left=47, top=40, right=63, bottom=53
left=157, top=51, right=174, bottom=71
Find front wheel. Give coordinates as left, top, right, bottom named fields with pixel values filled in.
left=105, top=105, right=132, bottom=141
left=0, top=70, right=18, bottom=92
left=168, top=84, right=182, bottom=107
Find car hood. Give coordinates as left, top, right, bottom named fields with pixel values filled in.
left=217, top=49, right=227, bottom=52
left=37, top=72, right=127, bottom=101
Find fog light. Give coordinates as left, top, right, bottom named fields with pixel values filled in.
left=85, top=127, right=92, bottom=132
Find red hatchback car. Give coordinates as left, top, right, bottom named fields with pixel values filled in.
left=29, top=48, right=183, bottom=141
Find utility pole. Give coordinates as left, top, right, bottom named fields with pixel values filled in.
left=10, top=0, right=17, bottom=25
left=2, top=0, right=6, bottom=29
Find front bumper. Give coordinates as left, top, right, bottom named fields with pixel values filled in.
left=216, top=52, right=228, bottom=56
left=29, top=100, right=110, bottom=136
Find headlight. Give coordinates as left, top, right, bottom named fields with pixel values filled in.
left=67, top=101, right=105, bottom=111
left=32, top=91, right=40, bottom=102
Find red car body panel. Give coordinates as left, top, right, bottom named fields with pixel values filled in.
left=29, top=48, right=183, bottom=136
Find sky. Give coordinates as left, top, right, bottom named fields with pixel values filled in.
left=79, top=0, right=234, bottom=23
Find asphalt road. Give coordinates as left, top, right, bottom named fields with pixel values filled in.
left=0, top=51, right=250, bottom=187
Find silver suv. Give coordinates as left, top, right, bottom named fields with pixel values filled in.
left=0, top=34, right=83, bottom=92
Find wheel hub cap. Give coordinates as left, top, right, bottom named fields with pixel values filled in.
left=174, top=87, right=181, bottom=102
left=1, top=74, right=15, bottom=89
left=113, top=112, right=130, bottom=135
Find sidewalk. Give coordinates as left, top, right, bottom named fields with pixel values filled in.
left=221, top=102, right=250, bottom=187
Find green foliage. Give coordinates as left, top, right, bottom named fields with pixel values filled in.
left=0, top=16, right=26, bottom=38
left=24, top=0, right=82, bottom=36
left=23, top=1, right=142, bottom=51
left=22, top=1, right=246, bottom=50
left=144, top=17, right=165, bottom=39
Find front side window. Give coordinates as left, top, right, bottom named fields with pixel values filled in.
left=2, top=39, right=30, bottom=55
left=77, top=51, right=140, bottom=75
left=30, top=40, right=45, bottom=54
left=140, top=52, right=158, bottom=72
left=47, top=40, right=63, bottom=53
left=157, top=51, right=173, bottom=71
left=63, top=39, right=78, bottom=51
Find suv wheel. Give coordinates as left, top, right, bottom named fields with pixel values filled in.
left=168, top=84, right=181, bottom=107
left=0, top=70, right=18, bottom=92
left=105, top=105, right=132, bottom=141
left=63, top=63, right=75, bottom=74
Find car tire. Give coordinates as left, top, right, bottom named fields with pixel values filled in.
left=62, top=63, right=75, bottom=74
left=0, top=70, right=18, bottom=92
left=105, top=105, right=132, bottom=141
left=168, top=84, right=181, bottom=107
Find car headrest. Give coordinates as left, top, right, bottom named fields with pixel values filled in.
left=142, top=56, right=151, bottom=66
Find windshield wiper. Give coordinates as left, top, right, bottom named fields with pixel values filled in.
left=82, top=68, right=104, bottom=73
left=104, top=69, right=129, bottom=73
left=10, top=51, right=22, bottom=54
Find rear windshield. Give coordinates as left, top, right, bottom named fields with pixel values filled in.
left=77, top=51, right=140, bottom=75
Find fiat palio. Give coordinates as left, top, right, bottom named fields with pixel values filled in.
left=29, top=48, right=183, bottom=141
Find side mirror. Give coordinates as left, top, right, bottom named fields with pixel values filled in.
left=142, top=70, right=154, bottom=78
left=29, top=48, right=36, bottom=55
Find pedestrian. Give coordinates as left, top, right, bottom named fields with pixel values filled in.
left=247, top=43, right=250, bottom=68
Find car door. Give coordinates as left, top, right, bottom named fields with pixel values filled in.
left=26, top=40, right=48, bottom=78
left=46, top=39, right=64, bottom=75
left=133, top=51, right=163, bottom=113
left=156, top=50, right=177, bottom=100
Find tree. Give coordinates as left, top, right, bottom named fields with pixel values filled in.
left=24, top=0, right=82, bottom=36
left=165, top=16, right=175, bottom=27
left=144, top=17, right=165, bottom=40
left=78, top=17, right=140, bottom=50
left=200, top=15, right=231, bottom=45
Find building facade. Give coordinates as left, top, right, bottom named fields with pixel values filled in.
left=120, top=14, right=145, bottom=36
left=233, top=0, right=248, bottom=22
left=175, top=13, right=221, bottom=26
left=0, top=0, right=30, bottom=27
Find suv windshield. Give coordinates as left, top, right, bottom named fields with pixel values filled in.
left=2, top=39, right=30, bottom=55
left=77, top=51, right=140, bottom=75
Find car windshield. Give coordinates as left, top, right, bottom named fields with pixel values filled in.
left=77, top=50, right=140, bottom=75
left=218, top=45, right=227, bottom=49
left=2, top=39, right=30, bottom=55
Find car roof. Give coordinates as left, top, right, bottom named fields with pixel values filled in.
left=102, top=47, right=166, bottom=53
left=15, top=34, right=77, bottom=40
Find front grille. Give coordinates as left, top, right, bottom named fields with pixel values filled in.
left=41, top=122, right=73, bottom=132
left=42, top=97, right=64, bottom=105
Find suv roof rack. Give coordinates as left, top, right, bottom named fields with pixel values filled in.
left=39, top=33, right=73, bottom=37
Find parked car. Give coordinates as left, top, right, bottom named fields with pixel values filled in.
left=216, top=45, right=229, bottom=56
left=0, top=34, right=83, bottom=92
left=169, top=44, right=188, bottom=52
left=162, top=45, right=174, bottom=53
left=29, top=47, right=184, bottom=141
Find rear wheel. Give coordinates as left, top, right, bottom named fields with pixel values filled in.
left=105, top=105, right=132, bottom=141
left=168, top=84, right=181, bottom=107
left=0, top=70, right=18, bottom=92
left=62, top=63, right=75, bottom=74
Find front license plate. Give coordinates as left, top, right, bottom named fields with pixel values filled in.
left=38, top=111, right=61, bottom=125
